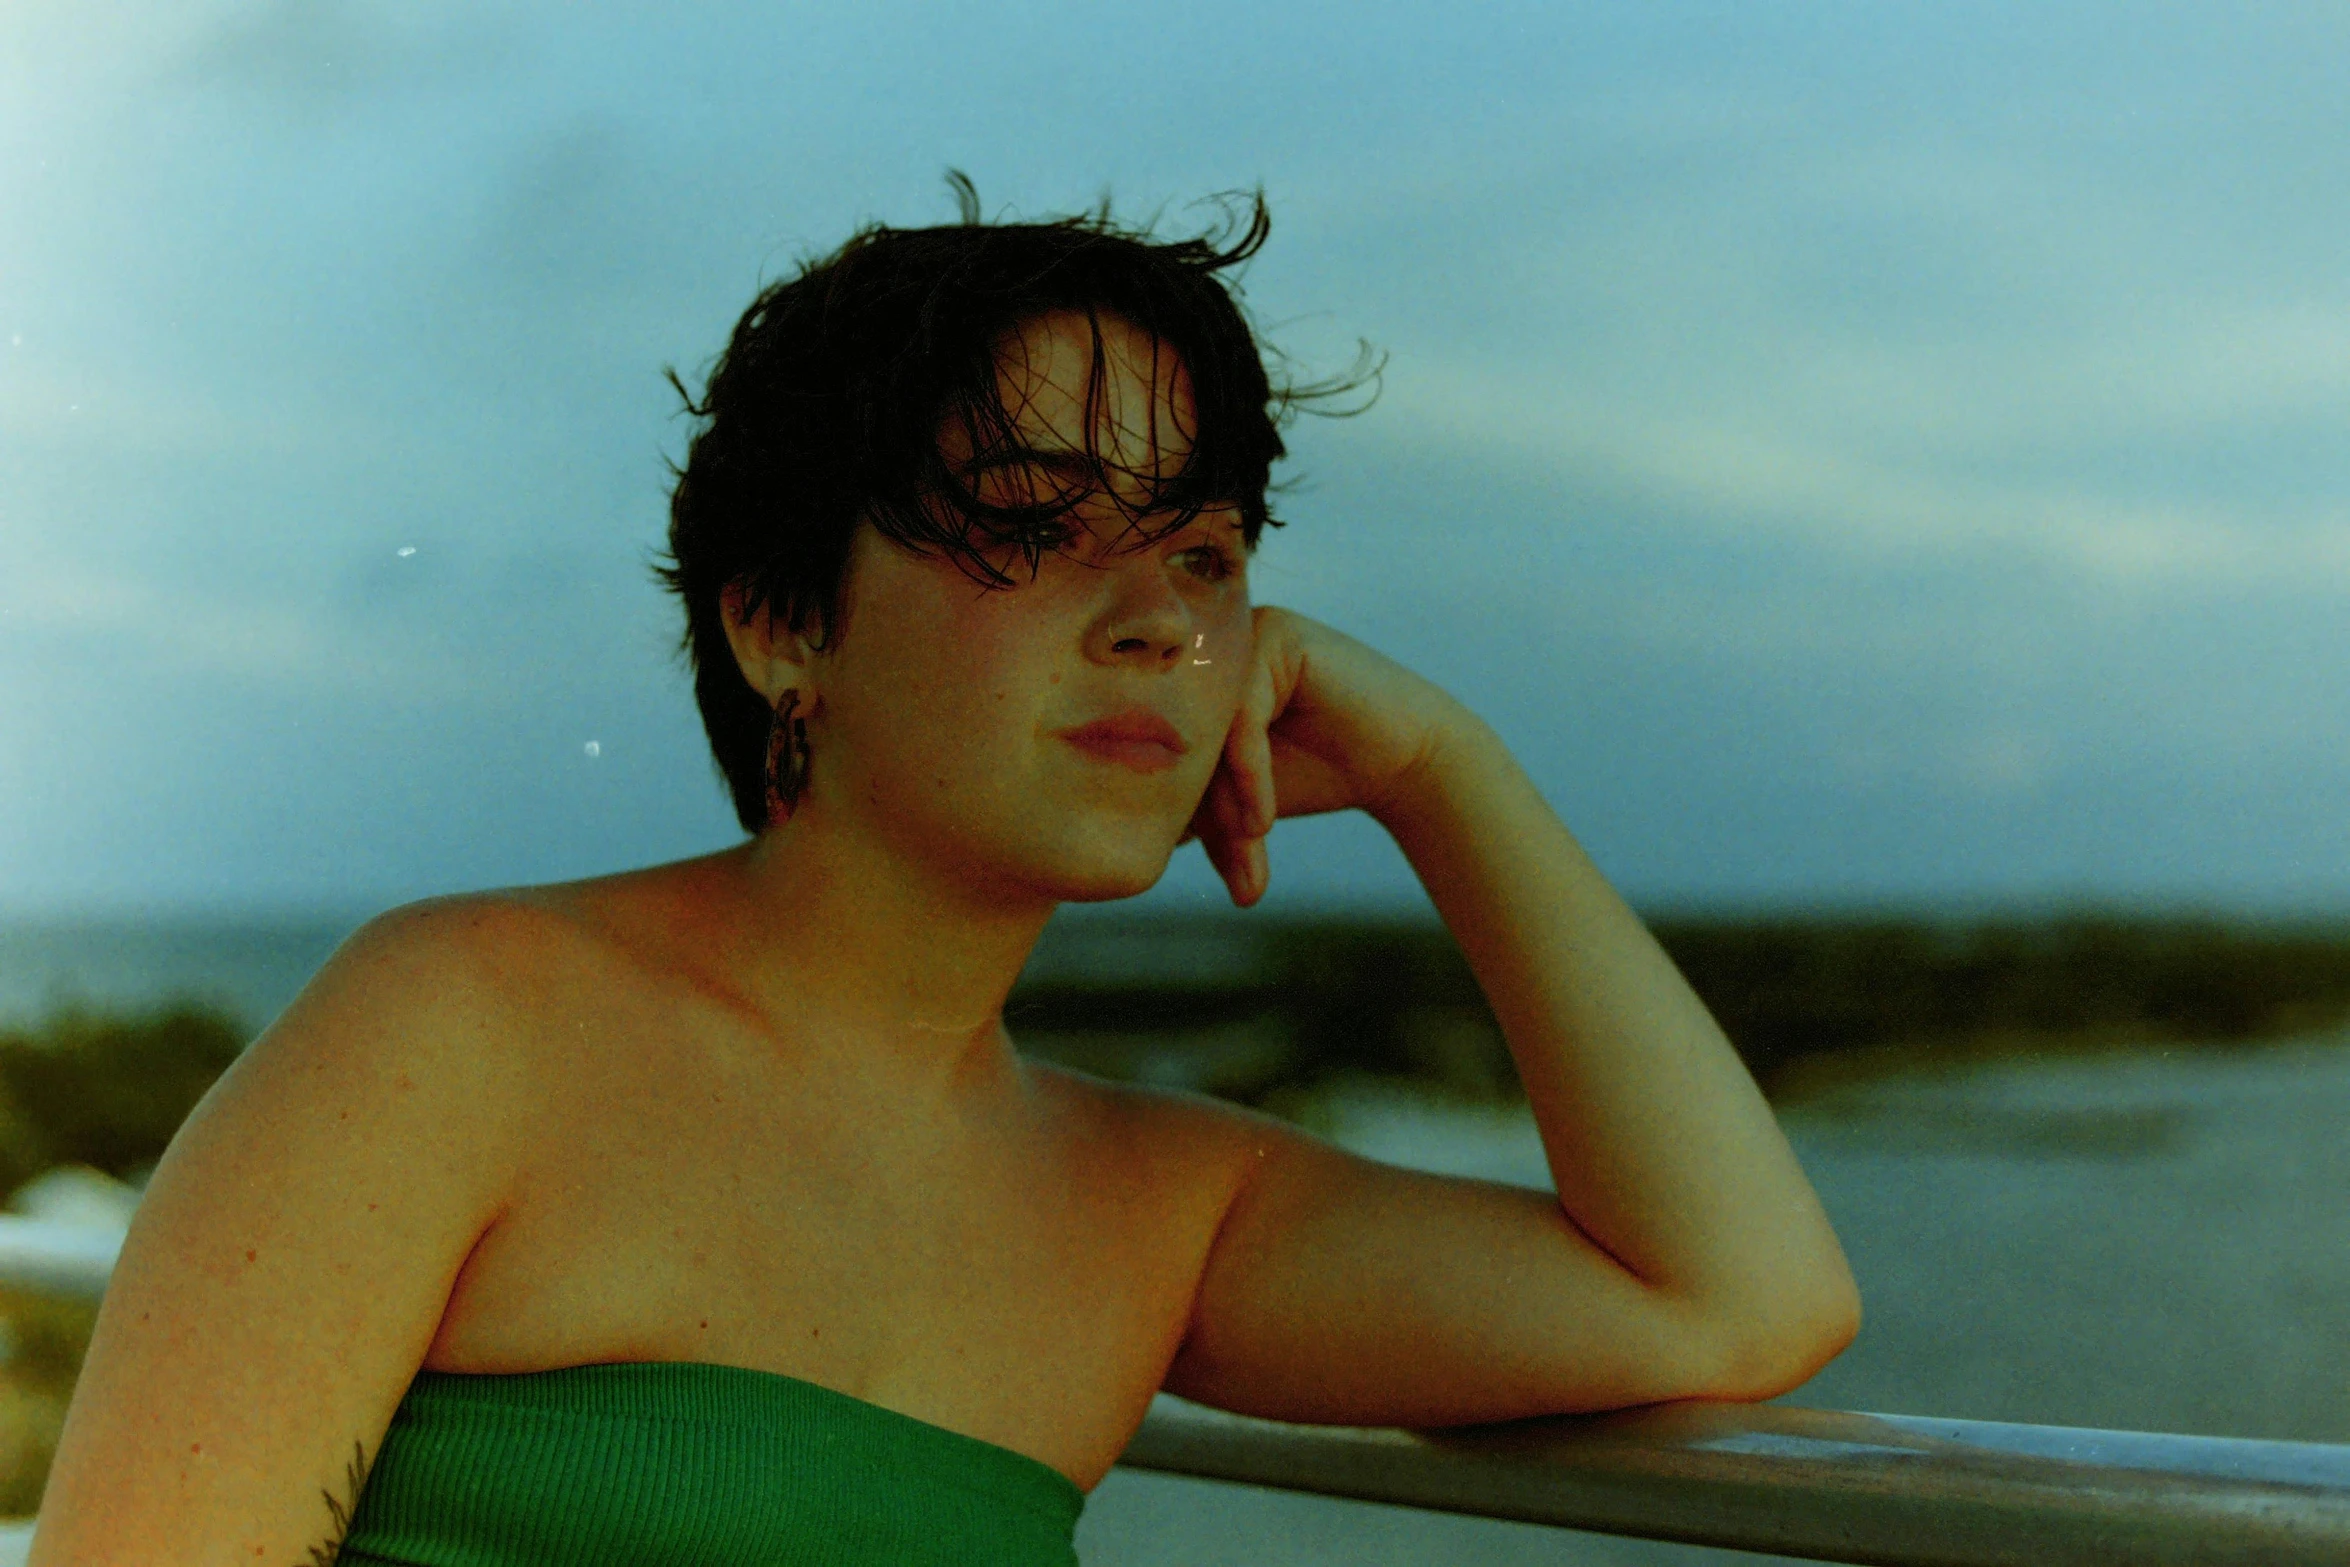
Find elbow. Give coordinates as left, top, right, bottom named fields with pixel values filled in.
left=1699, top=1266, right=1863, bottom=1403
left=1780, top=1269, right=1863, bottom=1394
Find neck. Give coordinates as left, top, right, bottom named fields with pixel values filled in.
left=707, top=809, right=1058, bottom=1067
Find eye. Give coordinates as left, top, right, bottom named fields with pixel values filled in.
left=1176, top=544, right=1242, bottom=583
left=978, top=521, right=1078, bottom=572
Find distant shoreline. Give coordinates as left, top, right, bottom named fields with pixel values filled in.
left=10, top=908, right=2350, bottom=1108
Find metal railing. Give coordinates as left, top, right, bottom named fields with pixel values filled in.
left=10, top=1218, right=2350, bottom=1565
left=1124, top=1393, right=2350, bottom=1566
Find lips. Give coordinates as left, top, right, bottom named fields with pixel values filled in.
left=1059, top=707, right=1189, bottom=773
left=1061, top=708, right=1187, bottom=750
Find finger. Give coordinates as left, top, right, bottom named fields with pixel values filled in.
left=1200, top=785, right=1265, bottom=909
left=1183, top=770, right=1234, bottom=868
left=1223, top=677, right=1276, bottom=840
left=1214, top=760, right=1256, bottom=848
left=1240, top=835, right=1269, bottom=908
left=1198, top=815, right=1250, bottom=906
left=1181, top=759, right=1241, bottom=848
left=1242, top=709, right=1277, bottom=837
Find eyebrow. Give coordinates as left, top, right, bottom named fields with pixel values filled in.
left=956, top=447, right=1110, bottom=482
left=954, top=446, right=1243, bottom=519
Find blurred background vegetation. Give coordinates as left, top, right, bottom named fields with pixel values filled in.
left=0, top=1006, right=244, bottom=1198
left=0, top=1004, right=239, bottom=1516
left=6, top=911, right=2350, bottom=1513
left=1005, top=911, right=2350, bottom=1110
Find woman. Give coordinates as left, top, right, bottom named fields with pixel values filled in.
left=30, top=183, right=1859, bottom=1565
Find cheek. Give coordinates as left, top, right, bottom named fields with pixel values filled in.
left=831, top=592, right=1004, bottom=762
left=903, top=590, right=1058, bottom=749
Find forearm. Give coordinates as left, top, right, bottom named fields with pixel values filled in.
left=1373, top=707, right=1858, bottom=1372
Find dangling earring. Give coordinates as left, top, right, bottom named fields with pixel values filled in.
left=764, top=688, right=811, bottom=826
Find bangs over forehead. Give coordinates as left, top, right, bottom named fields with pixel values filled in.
left=926, top=304, right=1243, bottom=582
left=840, top=198, right=1312, bottom=599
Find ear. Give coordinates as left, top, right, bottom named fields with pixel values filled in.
left=720, top=582, right=822, bottom=709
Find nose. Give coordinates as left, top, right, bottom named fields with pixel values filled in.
left=1095, top=556, right=1191, bottom=667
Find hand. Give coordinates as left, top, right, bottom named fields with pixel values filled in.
left=1180, top=605, right=1470, bottom=907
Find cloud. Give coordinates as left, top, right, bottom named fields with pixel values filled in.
left=1388, top=362, right=2350, bottom=585
left=0, top=556, right=467, bottom=696
left=1252, top=88, right=2350, bottom=601
left=1351, top=162, right=2350, bottom=591
left=164, top=0, right=513, bottom=104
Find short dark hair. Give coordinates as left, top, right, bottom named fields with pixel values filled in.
left=652, top=173, right=1379, bottom=833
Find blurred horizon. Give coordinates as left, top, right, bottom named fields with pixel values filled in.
left=20, top=889, right=2350, bottom=929
left=9, top=2, right=2350, bottom=922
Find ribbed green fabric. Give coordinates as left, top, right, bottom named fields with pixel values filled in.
left=335, top=1362, right=1084, bottom=1567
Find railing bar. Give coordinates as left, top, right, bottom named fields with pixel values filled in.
left=1118, top=1395, right=2350, bottom=1567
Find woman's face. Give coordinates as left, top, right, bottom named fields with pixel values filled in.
left=794, top=308, right=1256, bottom=903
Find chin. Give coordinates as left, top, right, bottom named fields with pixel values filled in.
left=1053, top=865, right=1170, bottom=905
left=1042, top=839, right=1178, bottom=904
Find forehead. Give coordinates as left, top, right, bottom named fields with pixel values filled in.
left=941, top=308, right=1199, bottom=485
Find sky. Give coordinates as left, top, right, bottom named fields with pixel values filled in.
left=6, top=1, right=2350, bottom=921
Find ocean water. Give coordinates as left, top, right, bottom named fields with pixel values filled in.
left=6, top=919, right=2345, bottom=1563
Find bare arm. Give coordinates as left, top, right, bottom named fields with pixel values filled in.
left=28, top=901, right=533, bottom=1565
left=1401, top=711, right=1857, bottom=1354
left=1166, top=612, right=1858, bottom=1425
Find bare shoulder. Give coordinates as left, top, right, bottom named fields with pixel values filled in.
left=330, top=888, right=609, bottom=1002
left=284, top=890, right=622, bottom=1066
left=153, top=890, right=563, bottom=1223
left=27, top=892, right=582, bottom=1561
left=1020, top=1059, right=1316, bottom=1212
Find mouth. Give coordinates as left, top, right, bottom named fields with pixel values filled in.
left=1058, top=708, right=1188, bottom=774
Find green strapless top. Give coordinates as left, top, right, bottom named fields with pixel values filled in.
left=335, top=1362, right=1085, bottom=1566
